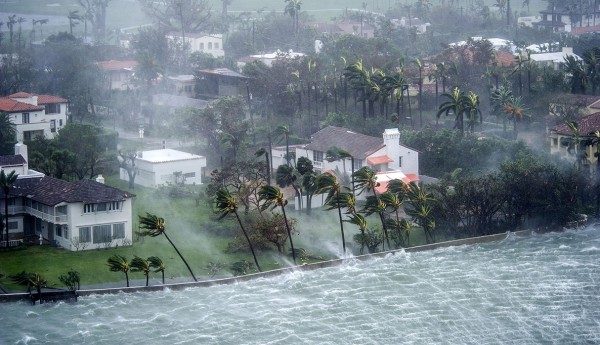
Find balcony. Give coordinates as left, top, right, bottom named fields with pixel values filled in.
left=7, top=205, right=67, bottom=224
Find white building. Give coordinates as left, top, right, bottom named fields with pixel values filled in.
left=167, top=74, right=196, bottom=98
left=121, top=149, right=207, bottom=188
left=274, top=126, right=419, bottom=183
left=166, top=32, right=224, bottom=58
left=97, top=60, right=138, bottom=91
left=237, top=49, right=306, bottom=68
left=530, top=47, right=581, bottom=70
left=0, top=144, right=134, bottom=251
left=0, top=92, right=69, bottom=142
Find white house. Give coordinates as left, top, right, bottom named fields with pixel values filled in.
left=274, top=126, right=419, bottom=182
left=237, top=49, right=306, bottom=68
left=121, top=149, right=206, bottom=188
left=166, top=32, right=224, bottom=58
left=530, top=47, right=581, bottom=70
left=167, top=74, right=196, bottom=98
left=0, top=92, right=69, bottom=142
left=0, top=144, right=134, bottom=251
left=97, top=60, right=138, bottom=90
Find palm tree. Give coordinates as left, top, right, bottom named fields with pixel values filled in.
left=316, top=173, right=349, bottom=254
left=384, top=71, right=407, bottom=120
left=463, top=91, right=482, bottom=133
left=562, top=120, right=587, bottom=170
left=344, top=59, right=370, bottom=119
left=255, top=148, right=271, bottom=185
left=437, top=87, right=466, bottom=135
left=346, top=212, right=368, bottom=254
left=563, top=55, right=588, bottom=94
left=148, top=256, right=166, bottom=284
left=0, top=112, right=16, bottom=151
left=490, top=86, right=513, bottom=131
left=68, top=10, right=81, bottom=36
left=415, top=58, right=424, bottom=128
left=107, top=255, right=130, bottom=287
left=405, top=182, right=436, bottom=244
left=130, top=256, right=151, bottom=286
left=503, top=95, right=526, bottom=135
left=258, top=185, right=297, bottom=265
left=10, top=271, right=48, bottom=302
left=274, top=124, right=292, bottom=166
left=214, top=188, right=262, bottom=272
left=352, top=167, right=391, bottom=250
left=583, top=48, right=600, bottom=95
left=138, top=213, right=198, bottom=281
left=380, top=191, right=406, bottom=248
left=284, top=0, right=302, bottom=33
left=1, top=170, right=18, bottom=246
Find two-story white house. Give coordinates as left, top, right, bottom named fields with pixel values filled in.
left=97, top=60, right=138, bottom=91
left=273, top=126, right=419, bottom=189
left=0, top=144, right=134, bottom=251
left=121, top=149, right=207, bottom=188
left=166, top=32, right=224, bottom=58
left=0, top=92, right=69, bottom=142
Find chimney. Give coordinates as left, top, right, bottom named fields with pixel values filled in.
left=95, top=175, right=105, bottom=184
left=14, top=142, right=28, bottom=173
left=562, top=47, right=573, bottom=55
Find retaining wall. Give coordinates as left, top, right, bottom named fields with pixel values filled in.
left=0, top=229, right=535, bottom=303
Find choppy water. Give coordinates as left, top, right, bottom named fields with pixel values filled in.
left=2, top=228, right=600, bottom=345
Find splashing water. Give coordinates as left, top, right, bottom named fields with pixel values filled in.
left=2, top=227, right=600, bottom=344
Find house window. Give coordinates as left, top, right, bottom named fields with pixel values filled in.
left=398, top=156, right=403, bottom=167
left=355, top=159, right=363, bottom=169
left=200, top=43, right=204, bottom=50
left=553, top=138, right=558, bottom=146
left=108, top=202, right=120, bottom=211
left=59, top=119, right=63, bottom=126
left=50, top=120, right=56, bottom=133
left=208, top=42, right=213, bottom=49
left=183, top=172, right=196, bottom=178
left=113, top=223, right=125, bottom=239
left=84, top=204, right=94, bottom=213
left=214, top=42, right=219, bottom=49
left=313, top=151, right=324, bottom=162
left=22, top=113, right=30, bottom=124
left=93, top=224, right=112, bottom=243
left=79, top=227, right=91, bottom=242
left=56, top=225, right=62, bottom=237
left=45, top=104, right=60, bottom=114
left=96, top=203, right=107, bottom=212
left=8, top=221, right=18, bottom=230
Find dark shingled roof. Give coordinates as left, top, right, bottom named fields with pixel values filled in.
left=3, top=176, right=134, bottom=206
left=305, top=126, right=384, bottom=160
left=0, top=155, right=26, bottom=166
left=551, top=112, right=600, bottom=136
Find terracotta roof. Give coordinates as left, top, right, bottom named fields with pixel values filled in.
left=552, top=94, right=600, bottom=107
left=0, top=98, right=44, bottom=112
left=8, top=92, right=32, bottom=98
left=551, top=112, right=600, bottom=136
left=367, top=155, right=394, bottom=165
left=3, top=176, right=134, bottom=205
left=305, top=126, right=384, bottom=160
left=196, top=68, right=247, bottom=79
left=0, top=155, right=26, bottom=166
left=96, top=60, right=138, bottom=71
left=7, top=92, right=68, bottom=104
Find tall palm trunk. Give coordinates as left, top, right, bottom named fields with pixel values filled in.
left=163, top=232, right=197, bottom=281
left=372, top=190, right=390, bottom=250
left=280, top=206, right=297, bottom=264
left=337, top=201, right=347, bottom=254
left=234, top=211, right=262, bottom=272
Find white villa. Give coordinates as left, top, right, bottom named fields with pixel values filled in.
left=1, top=92, right=69, bottom=142
left=273, top=126, right=419, bottom=186
left=121, top=149, right=207, bottom=188
left=166, top=32, right=224, bottom=58
left=0, top=144, right=134, bottom=251
left=530, top=47, right=581, bottom=70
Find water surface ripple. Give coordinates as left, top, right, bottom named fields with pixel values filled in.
left=2, top=228, right=600, bottom=344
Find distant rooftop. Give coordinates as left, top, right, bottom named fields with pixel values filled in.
left=138, top=149, right=205, bottom=163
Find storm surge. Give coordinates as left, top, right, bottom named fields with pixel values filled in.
left=3, top=227, right=600, bottom=344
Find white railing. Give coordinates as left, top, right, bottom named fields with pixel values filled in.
left=313, top=161, right=323, bottom=169
left=0, top=239, right=23, bottom=248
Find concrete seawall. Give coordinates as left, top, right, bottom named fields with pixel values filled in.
left=0, top=229, right=535, bottom=303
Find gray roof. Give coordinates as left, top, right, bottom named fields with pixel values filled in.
left=305, top=126, right=384, bottom=160
left=0, top=155, right=26, bottom=167
left=4, top=176, right=134, bottom=206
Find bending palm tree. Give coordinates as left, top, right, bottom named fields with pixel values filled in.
left=1, top=170, right=18, bottom=246
left=352, top=167, right=391, bottom=250
left=215, top=188, right=262, bottom=272
left=148, top=256, right=166, bottom=284
left=259, top=185, right=297, bottom=265
left=138, top=213, right=197, bottom=281
left=437, top=87, right=466, bottom=135
left=130, top=256, right=151, bottom=286
left=463, top=92, right=482, bottom=133
left=316, top=173, right=349, bottom=254
left=346, top=213, right=368, bottom=254
left=107, top=255, right=130, bottom=287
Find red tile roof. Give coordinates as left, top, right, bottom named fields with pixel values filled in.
left=8, top=92, right=68, bottom=104
left=551, top=112, right=600, bottom=136
left=0, top=98, right=44, bottom=112
left=367, top=155, right=394, bottom=165
left=96, top=60, right=138, bottom=71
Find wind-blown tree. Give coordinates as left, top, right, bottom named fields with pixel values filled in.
left=274, top=124, right=292, bottom=166
left=380, top=191, right=407, bottom=248
left=284, top=0, right=302, bottom=34
left=68, top=10, right=82, bottom=36
left=346, top=212, right=368, bottom=254
left=107, top=255, right=130, bottom=287
left=463, top=91, right=482, bottom=133
left=352, top=167, right=391, bottom=250
left=148, top=256, right=166, bottom=284
left=58, top=270, right=81, bottom=292
left=583, top=47, right=600, bottom=95
left=415, top=58, right=424, bottom=127
left=490, top=86, right=513, bottom=132
left=316, top=173, right=349, bottom=254
left=563, top=55, right=588, bottom=94
left=437, top=87, right=466, bottom=135
left=78, top=0, right=112, bottom=42
left=10, top=271, right=48, bottom=302
left=0, top=112, right=16, bottom=154
left=138, top=213, right=198, bottom=281
left=1, top=170, right=18, bottom=246
left=139, top=0, right=212, bottom=33
left=214, top=188, right=262, bottom=272
left=255, top=148, right=271, bottom=185
left=562, top=120, right=587, bottom=170
left=405, top=182, right=436, bottom=244
left=503, top=95, right=526, bottom=135
left=118, top=150, right=137, bottom=189
left=130, top=256, right=151, bottom=286
left=258, top=185, right=297, bottom=265
left=275, top=164, right=302, bottom=209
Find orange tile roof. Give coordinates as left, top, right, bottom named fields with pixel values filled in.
left=367, top=155, right=394, bottom=165
left=96, top=60, right=138, bottom=71
left=8, top=92, right=68, bottom=104
left=0, top=98, right=44, bottom=112
left=551, top=112, right=600, bottom=136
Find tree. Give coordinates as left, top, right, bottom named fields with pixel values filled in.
left=148, top=256, right=166, bottom=284
left=563, top=55, right=588, bottom=94
left=10, top=271, right=48, bottom=302
left=405, top=182, right=436, bottom=244
left=107, top=255, right=130, bottom=287
left=58, top=270, right=81, bottom=291
left=130, top=256, right=151, bottom=286
left=78, top=0, right=112, bottom=42
left=138, top=213, right=198, bottom=281
left=275, top=164, right=302, bottom=210
left=284, top=0, right=302, bottom=34
left=214, top=188, right=262, bottom=272
left=415, top=58, right=424, bottom=128
left=258, top=185, right=297, bottom=265
left=503, top=96, right=526, bottom=134
left=346, top=212, right=368, bottom=254
left=274, top=124, right=292, bottom=166
left=255, top=148, right=271, bottom=186
left=463, top=91, right=482, bottom=133
left=437, top=87, right=467, bottom=135
left=316, top=173, right=349, bottom=254
left=118, top=150, right=138, bottom=189
left=352, top=167, right=391, bottom=250
left=0, top=170, right=18, bottom=246
left=490, top=86, right=513, bottom=132
left=138, top=0, right=211, bottom=33
left=0, top=112, right=16, bottom=154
